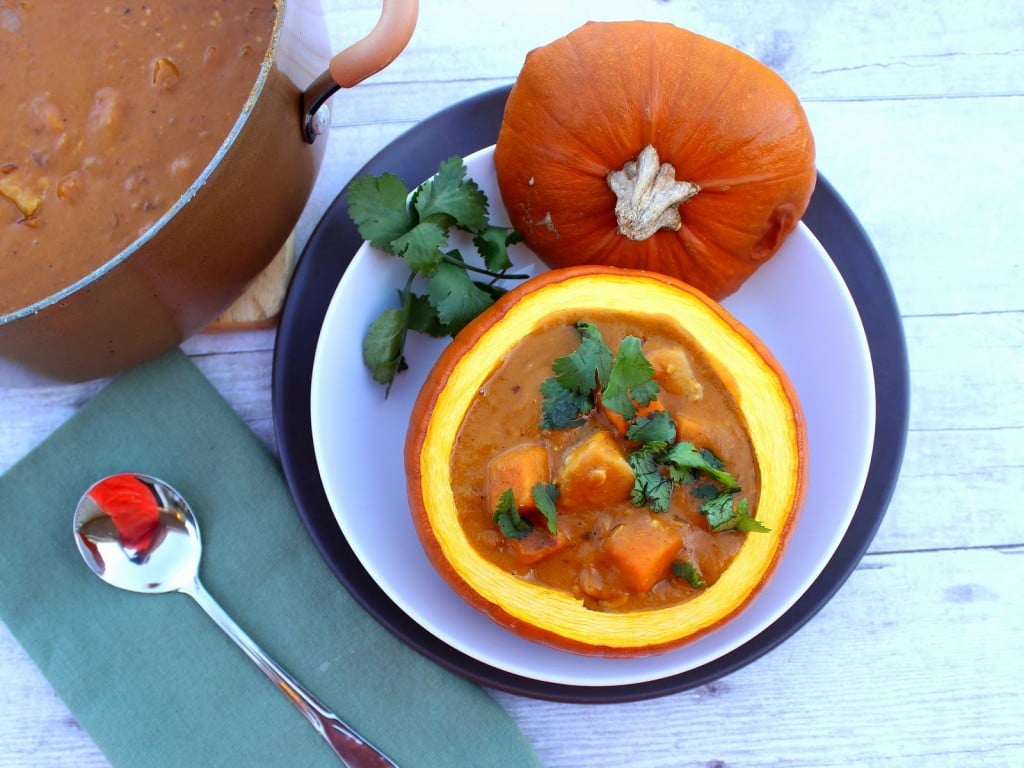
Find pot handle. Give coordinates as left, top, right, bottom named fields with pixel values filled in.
left=302, top=0, right=419, bottom=143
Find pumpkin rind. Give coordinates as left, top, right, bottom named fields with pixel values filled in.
left=493, top=21, right=817, bottom=300
left=405, top=265, right=807, bottom=656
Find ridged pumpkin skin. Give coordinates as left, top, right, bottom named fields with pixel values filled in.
left=405, top=266, right=807, bottom=656
left=494, top=21, right=817, bottom=300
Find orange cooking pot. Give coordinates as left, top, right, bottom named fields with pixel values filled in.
left=0, top=0, right=418, bottom=381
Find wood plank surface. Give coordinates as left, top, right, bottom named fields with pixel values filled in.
left=1, top=1, right=1021, bottom=766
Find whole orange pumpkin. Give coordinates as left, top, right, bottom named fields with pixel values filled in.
left=494, top=21, right=817, bottom=300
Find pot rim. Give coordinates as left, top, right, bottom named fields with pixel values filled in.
left=0, top=1, right=293, bottom=326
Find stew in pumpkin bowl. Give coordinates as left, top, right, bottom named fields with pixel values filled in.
left=405, top=265, right=807, bottom=656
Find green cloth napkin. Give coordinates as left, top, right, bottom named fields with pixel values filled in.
left=0, top=350, right=543, bottom=768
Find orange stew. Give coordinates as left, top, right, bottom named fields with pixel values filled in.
left=449, top=312, right=761, bottom=613
left=0, top=2, right=276, bottom=314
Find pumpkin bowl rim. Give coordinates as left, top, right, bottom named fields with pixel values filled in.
left=405, top=265, right=808, bottom=656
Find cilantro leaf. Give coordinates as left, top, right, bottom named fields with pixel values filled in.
left=626, top=409, right=677, bottom=444
left=700, top=493, right=768, bottom=532
left=667, top=464, right=696, bottom=486
left=690, top=482, right=720, bottom=501
left=627, top=445, right=674, bottom=512
left=662, top=441, right=739, bottom=489
left=539, top=322, right=617, bottom=429
left=390, top=221, right=447, bottom=275
left=672, top=561, right=706, bottom=589
left=700, top=490, right=740, bottom=530
left=362, top=306, right=409, bottom=391
left=735, top=512, right=771, bottom=533
left=493, top=488, right=531, bottom=539
left=406, top=292, right=445, bottom=337
left=531, top=483, right=560, bottom=534
left=346, top=173, right=413, bottom=251
left=413, top=156, right=489, bottom=232
left=539, top=377, right=591, bottom=430
left=426, top=258, right=496, bottom=335
left=600, top=336, right=658, bottom=419
left=700, top=448, right=725, bottom=471
left=473, top=226, right=522, bottom=273
left=552, top=322, right=613, bottom=394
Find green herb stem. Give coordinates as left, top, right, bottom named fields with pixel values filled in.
left=442, top=253, right=529, bottom=281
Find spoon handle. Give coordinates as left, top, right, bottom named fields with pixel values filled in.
left=186, top=578, right=398, bottom=767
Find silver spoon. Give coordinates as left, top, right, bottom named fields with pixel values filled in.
left=73, top=472, right=398, bottom=768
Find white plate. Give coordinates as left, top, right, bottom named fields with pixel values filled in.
left=310, top=146, right=875, bottom=687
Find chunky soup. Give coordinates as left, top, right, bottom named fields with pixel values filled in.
left=0, top=1, right=276, bottom=314
left=449, top=311, right=763, bottom=613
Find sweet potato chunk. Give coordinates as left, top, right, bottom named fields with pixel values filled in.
left=647, top=345, right=703, bottom=400
left=486, top=443, right=550, bottom=513
left=510, top=526, right=571, bottom=566
left=556, top=430, right=635, bottom=512
left=604, top=515, right=683, bottom=592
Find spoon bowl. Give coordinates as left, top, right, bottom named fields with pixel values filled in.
left=74, top=472, right=398, bottom=768
left=75, top=475, right=200, bottom=594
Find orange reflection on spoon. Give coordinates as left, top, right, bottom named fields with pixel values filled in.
left=87, top=473, right=161, bottom=553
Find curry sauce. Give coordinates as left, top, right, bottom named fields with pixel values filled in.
left=0, top=2, right=276, bottom=314
left=449, top=311, right=762, bottom=613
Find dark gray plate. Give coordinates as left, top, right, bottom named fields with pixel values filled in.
left=272, top=86, right=909, bottom=703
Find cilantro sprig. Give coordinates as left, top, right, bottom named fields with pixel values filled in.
left=532, top=483, right=560, bottom=534
left=672, top=561, right=706, bottom=589
left=698, top=491, right=770, bottom=533
left=629, top=436, right=766, bottom=531
left=347, top=157, right=525, bottom=393
left=540, top=322, right=656, bottom=429
left=492, top=488, right=531, bottom=539
left=662, top=442, right=739, bottom=489
left=600, top=336, right=659, bottom=420
left=492, top=483, right=560, bottom=539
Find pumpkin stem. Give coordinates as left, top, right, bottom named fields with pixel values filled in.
left=607, top=145, right=699, bottom=240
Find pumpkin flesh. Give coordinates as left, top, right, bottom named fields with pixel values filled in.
left=494, top=21, right=817, bottom=300
left=405, top=266, right=806, bottom=655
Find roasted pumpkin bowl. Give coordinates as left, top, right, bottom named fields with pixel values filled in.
left=405, top=265, right=807, bottom=656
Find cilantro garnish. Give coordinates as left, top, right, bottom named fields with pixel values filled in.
left=627, top=444, right=675, bottom=512
left=347, top=173, right=414, bottom=250
left=492, top=488, right=531, bottom=539
left=700, top=493, right=770, bottom=532
left=412, top=156, right=490, bottom=230
left=661, top=441, right=739, bottom=489
left=361, top=302, right=410, bottom=387
left=531, top=483, right=560, bottom=534
left=539, top=323, right=661, bottom=428
left=347, top=157, right=525, bottom=394
left=629, top=438, right=766, bottom=532
left=539, top=322, right=611, bottom=429
left=626, top=410, right=676, bottom=445
left=600, top=336, right=659, bottom=419
left=552, top=322, right=613, bottom=394
left=425, top=255, right=496, bottom=335
left=672, top=561, right=706, bottom=589
left=539, top=378, right=592, bottom=430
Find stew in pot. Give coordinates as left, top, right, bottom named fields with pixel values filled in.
left=0, top=1, right=276, bottom=314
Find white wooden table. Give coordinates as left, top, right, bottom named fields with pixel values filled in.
left=2, top=2, right=1022, bottom=765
